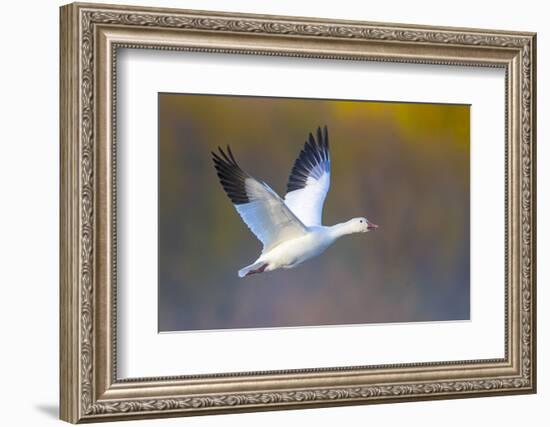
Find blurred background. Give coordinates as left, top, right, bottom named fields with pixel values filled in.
left=158, top=93, right=470, bottom=332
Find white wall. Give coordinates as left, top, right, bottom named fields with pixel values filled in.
left=0, top=0, right=545, bottom=426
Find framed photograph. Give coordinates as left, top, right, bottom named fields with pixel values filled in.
left=60, top=2, right=537, bottom=423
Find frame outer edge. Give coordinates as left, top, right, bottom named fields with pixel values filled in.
left=528, top=33, right=536, bottom=393
left=69, top=1, right=536, bottom=37
left=60, top=3, right=80, bottom=424
left=59, top=2, right=537, bottom=422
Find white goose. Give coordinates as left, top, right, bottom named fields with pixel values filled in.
left=212, top=126, right=378, bottom=278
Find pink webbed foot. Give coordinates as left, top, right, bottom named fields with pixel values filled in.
left=245, top=264, right=268, bottom=276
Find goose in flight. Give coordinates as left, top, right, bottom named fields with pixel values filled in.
left=212, top=126, right=378, bottom=278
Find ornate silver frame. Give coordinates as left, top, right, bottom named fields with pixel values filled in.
left=60, top=2, right=536, bottom=423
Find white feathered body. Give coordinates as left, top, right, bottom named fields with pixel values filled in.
left=248, top=227, right=335, bottom=274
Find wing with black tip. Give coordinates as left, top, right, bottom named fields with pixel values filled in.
left=284, top=126, right=331, bottom=226
left=212, top=146, right=307, bottom=252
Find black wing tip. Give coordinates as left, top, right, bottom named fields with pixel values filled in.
left=319, top=125, right=328, bottom=148
left=313, top=125, right=329, bottom=149
left=211, top=145, right=249, bottom=205
left=286, top=125, right=330, bottom=193
left=307, top=124, right=330, bottom=156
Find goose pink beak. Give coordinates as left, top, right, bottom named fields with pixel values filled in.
left=367, top=221, right=378, bottom=231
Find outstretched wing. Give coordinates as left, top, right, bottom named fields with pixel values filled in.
left=284, top=126, right=331, bottom=227
left=212, top=146, right=308, bottom=253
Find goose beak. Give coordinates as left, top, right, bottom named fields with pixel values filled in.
left=367, top=221, right=378, bottom=231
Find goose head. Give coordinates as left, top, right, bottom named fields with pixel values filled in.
left=349, top=217, right=378, bottom=233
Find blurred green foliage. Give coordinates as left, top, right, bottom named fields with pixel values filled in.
left=158, top=94, right=470, bottom=331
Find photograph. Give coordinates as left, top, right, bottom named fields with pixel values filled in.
left=158, top=93, right=471, bottom=332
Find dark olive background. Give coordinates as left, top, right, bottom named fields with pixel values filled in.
left=158, top=93, right=470, bottom=332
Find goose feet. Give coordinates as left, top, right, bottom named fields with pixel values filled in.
left=245, top=263, right=268, bottom=276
